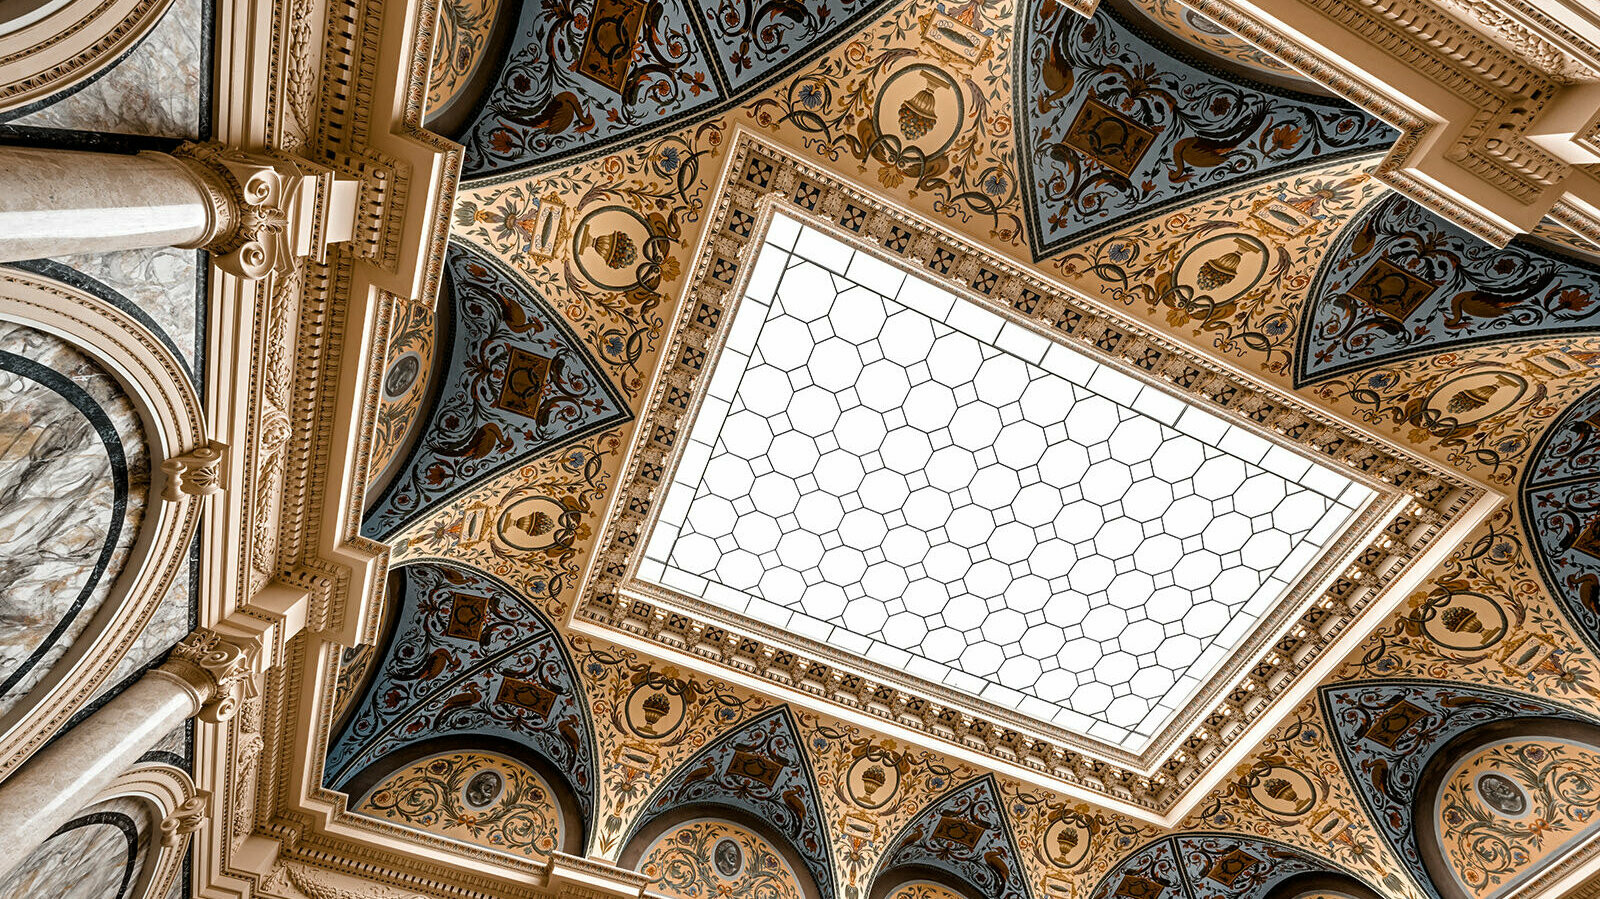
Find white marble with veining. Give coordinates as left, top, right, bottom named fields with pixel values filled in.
left=0, top=323, right=149, bottom=717
left=0, top=794, right=152, bottom=899
left=50, top=249, right=199, bottom=374
left=10, top=0, right=203, bottom=138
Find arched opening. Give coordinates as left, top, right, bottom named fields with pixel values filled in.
left=343, top=733, right=586, bottom=858
left=0, top=268, right=203, bottom=781
left=1414, top=717, right=1600, bottom=899
left=621, top=807, right=826, bottom=899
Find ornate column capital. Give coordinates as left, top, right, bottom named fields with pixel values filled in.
left=160, top=442, right=227, bottom=501
left=159, top=791, right=211, bottom=847
left=167, top=143, right=358, bottom=280
left=153, top=628, right=261, bottom=724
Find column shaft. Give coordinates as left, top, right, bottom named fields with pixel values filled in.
left=0, top=671, right=199, bottom=874
left=0, top=146, right=219, bottom=260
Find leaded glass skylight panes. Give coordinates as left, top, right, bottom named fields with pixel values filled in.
left=638, top=213, right=1373, bottom=751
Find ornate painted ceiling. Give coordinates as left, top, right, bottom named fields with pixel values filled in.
left=333, top=0, right=1600, bottom=896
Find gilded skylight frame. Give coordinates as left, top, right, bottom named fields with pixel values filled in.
left=571, top=130, right=1495, bottom=821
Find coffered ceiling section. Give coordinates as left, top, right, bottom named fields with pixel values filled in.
left=637, top=211, right=1372, bottom=751
left=578, top=135, right=1495, bottom=818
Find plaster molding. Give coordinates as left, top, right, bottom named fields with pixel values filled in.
left=0, top=0, right=173, bottom=112
left=97, top=762, right=205, bottom=899
left=154, top=627, right=263, bottom=724
left=0, top=267, right=206, bottom=783
left=171, top=143, right=361, bottom=281
left=181, top=0, right=456, bottom=886
left=1163, top=0, right=1600, bottom=243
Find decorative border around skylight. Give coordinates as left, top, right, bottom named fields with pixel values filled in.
left=637, top=213, right=1373, bottom=751
left=575, top=133, right=1489, bottom=816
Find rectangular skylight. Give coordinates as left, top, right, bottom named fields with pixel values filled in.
left=637, top=213, right=1371, bottom=750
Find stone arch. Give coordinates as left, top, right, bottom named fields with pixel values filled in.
left=0, top=0, right=175, bottom=113
left=0, top=760, right=199, bottom=899
left=1413, top=717, right=1600, bottom=899
left=0, top=265, right=205, bottom=782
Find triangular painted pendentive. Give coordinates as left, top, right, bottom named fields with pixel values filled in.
left=1090, top=833, right=1359, bottom=899
left=1319, top=679, right=1593, bottom=899
left=324, top=562, right=597, bottom=831
left=363, top=242, right=631, bottom=540
left=456, top=0, right=897, bottom=179
left=627, top=706, right=837, bottom=899
left=1520, top=384, right=1600, bottom=652
left=1014, top=0, right=1394, bottom=259
left=1297, top=194, right=1600, bottom=385
left=873, top=775, right=1031, bottom=899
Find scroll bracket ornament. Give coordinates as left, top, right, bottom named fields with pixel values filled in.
left=168, top=142, right=360, bottom=280
left=161, top=442, right=228, bottom=501
left=160, top=791, right=212, bottom=846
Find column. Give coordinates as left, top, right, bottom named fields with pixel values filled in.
left=0, top=629, right=255, bottom=877
left=0, top=142, right=358, bottom=278
left=0, top=146, right=224, bottom=256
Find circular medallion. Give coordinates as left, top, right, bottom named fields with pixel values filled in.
left=872, top=64, right=965, bottom=160
left=1474, top=771, right=1530, bottom=818
left=1247, top=766, right=1317, bottom=817
left=1041, top=815, right=1092, bottom=869
left=845, top=752, right=900, bottom=809
left=624, top=682, right=686, bottom=738
left=384, top=352, right=422, bottom=399
left=1421, top=591, right=1508, bottom=651
left=573, top=206, right=653, bottom=290
left=1421, top=371, right=1527, bottom=429
left=713, top=838, right=745, bottom=878
left=1174, top=234, right=1270, bottom=304
left=497, top=495, right=570, bottom=551
left=463, top=769, right=505, bottom=809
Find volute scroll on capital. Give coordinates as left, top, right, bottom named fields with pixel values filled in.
left=159, top=791, right=212, bottom=846
left=168, top=142, right=359, bottom=280
left=157, top=628, right=262, bottom=724
left=160, top=441, right=227, bottom=501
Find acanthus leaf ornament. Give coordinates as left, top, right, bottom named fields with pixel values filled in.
left=159, top=628, right=262, bottom=724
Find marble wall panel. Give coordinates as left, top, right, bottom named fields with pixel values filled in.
left=0, top=794, right=153, bottom=899
left=4, top=0, right=204, bottom=138
left=0, top=323, right=149, bottom=718
left=45, top=251, right=203, bottom=380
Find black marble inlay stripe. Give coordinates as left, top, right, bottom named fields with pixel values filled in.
left=49, top=810, right=142, bottom=899
left=5, top=259, right=198, bottom=388
left=0, top=350, right=130, bottom=700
